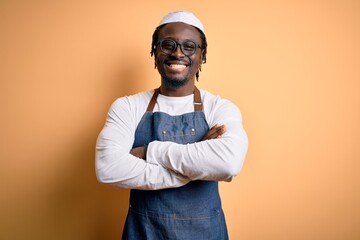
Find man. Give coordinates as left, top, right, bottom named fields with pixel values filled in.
left=96, top=10, right=248, bottom=240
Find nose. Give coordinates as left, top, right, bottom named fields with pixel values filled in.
left=171, top=44, right=185, bottom=57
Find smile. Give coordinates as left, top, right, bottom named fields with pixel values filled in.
left=167, top=64, right=187, bottom=70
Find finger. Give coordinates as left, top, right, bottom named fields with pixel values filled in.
left=209, top=124, right=219, bottom=131
left=207, top=125, right=226, bottom=139
left=216, top=125, right=227, bottom=135
left=203, top=125, right=219, bottom=139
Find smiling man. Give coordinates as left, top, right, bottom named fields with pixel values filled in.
left=155, top=22, right=203, bottom=93
left=96, top=10, right=248, bottom=240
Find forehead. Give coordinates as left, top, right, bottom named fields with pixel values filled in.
left=158, top=22, right=202, bottom=42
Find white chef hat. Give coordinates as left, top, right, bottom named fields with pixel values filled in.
left=158, top=10, right=205, bottom=35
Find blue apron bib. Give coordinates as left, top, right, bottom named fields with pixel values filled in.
left=122, top=87, right=228, bottom=240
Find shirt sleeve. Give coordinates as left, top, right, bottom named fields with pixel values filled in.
left=146, top=99, right=248, bottom=182
left=95, top=97, right=190, bottom=190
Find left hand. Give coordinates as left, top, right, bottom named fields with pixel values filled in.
left=130, top=146, right=146, bottom=159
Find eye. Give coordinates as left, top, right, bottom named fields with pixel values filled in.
left=183, top=42, right=196, bottom=51
left=161, top=40, right=175, bottom=50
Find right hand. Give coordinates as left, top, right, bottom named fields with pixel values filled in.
left=202, top=124, right=227, bottom=140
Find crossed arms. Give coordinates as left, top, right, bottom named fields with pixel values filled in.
left=96, top=95, right=248, bottom=190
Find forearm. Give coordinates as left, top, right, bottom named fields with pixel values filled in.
left=96, top=141, right=190, bottom=190
left=146, top=121, right=248, bottom=181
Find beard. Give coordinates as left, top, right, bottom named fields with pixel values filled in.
left=161, top=74, right=190, bottom=89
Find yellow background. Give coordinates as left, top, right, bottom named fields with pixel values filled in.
left=1, top=1, right=359, bottom=239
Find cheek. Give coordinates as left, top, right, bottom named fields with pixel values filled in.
left=154, top=54, right=160, bottom=67
left=155, top=52, right=165, bottom=65
left=191, top=56, right=202, bottom=70
left=155, top=56, right=166, bottom=74
left=155, top=56, right=162, bottom=70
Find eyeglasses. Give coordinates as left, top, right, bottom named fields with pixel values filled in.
left=157, top=39, right=202, bottom=56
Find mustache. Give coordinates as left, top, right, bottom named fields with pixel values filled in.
left=163, top=55, right=192, bottom=66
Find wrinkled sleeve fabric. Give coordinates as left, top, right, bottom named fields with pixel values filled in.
left=146, top=94, right=248, bottom=182
left=95, top=96, right=190, bottom=190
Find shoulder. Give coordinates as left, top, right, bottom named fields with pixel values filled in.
left=200, top=89, right=240, bottom=112
left=105, top=90, right=155, bottom=127
left=199, top=89, right=242, bottom=125
left=111, top=90, right=154, bottom=112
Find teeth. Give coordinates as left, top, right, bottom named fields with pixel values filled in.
left=169, top=64, right=186, bottom=69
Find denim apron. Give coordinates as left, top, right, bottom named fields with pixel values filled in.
left=122, top=87, right=228, bottom=240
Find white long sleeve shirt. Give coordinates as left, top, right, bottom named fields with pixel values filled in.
left=96, top=89, right=248, bottom=190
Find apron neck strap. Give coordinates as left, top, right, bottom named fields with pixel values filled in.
left=146, top=86, right=203, bottom=112
left=193, top=86, right=203, bottom=111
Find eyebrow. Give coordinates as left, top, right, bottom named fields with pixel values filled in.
left=160, top=37, right=199, bottom=43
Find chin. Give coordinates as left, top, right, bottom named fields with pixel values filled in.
left=162, top=74, right=189, bottom=89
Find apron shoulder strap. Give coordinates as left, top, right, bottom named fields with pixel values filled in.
left=194, top=86, right=203, bottom=112
left=146, top=88, right=160, bottom=112
left=146, top=86, right=203, bottom=112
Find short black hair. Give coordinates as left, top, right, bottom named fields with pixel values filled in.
left=150, top=24, right=208, bottom=81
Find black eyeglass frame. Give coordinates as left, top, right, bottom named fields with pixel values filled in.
left=157, top=39, right=202, bottom=56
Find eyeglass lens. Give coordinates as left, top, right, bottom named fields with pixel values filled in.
left=159, top=39, right=198, bottom=56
